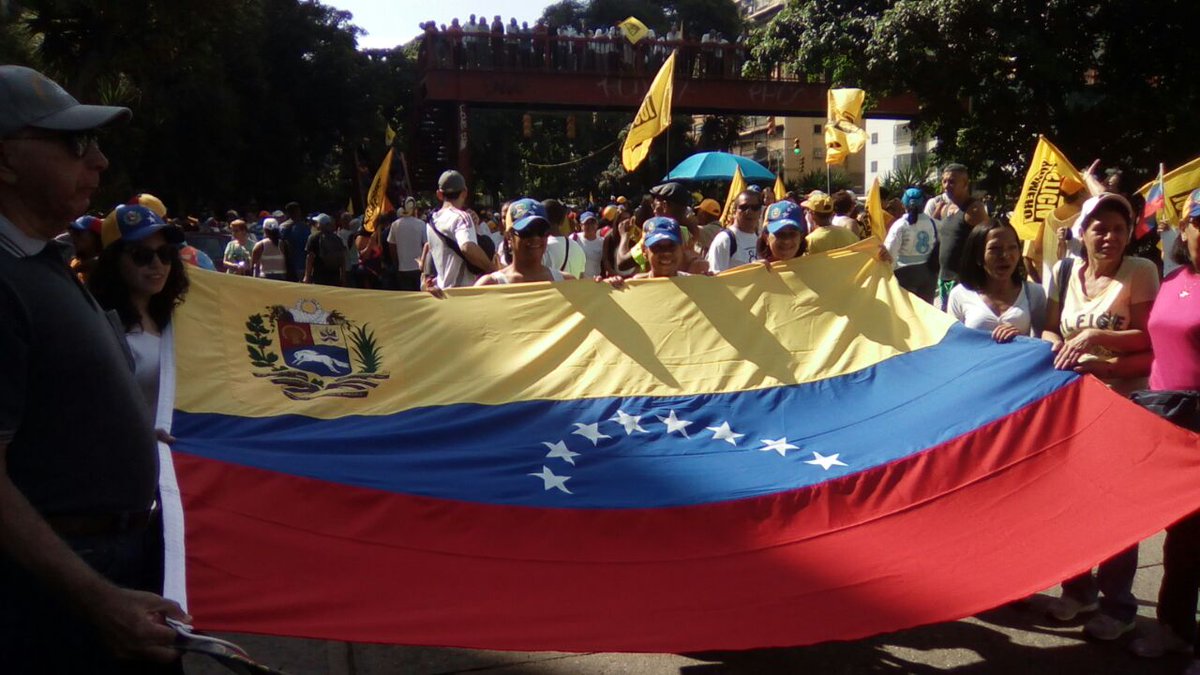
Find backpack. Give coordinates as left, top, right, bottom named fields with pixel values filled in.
left=717, top=228, right=739, bottom=258
left=318, top=232, right=346, bottom=270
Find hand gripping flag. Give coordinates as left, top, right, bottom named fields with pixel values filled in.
left=1010, top=135, right=1084, bottom=242
left=621, top=50, right=675, bottom=172
left=361, top=147, right=394, bottom=233
left=1138, top=154, right=1200, bottom=229
left=162, top=244, right=1200, bottom=652
left=824, top=88, right=867, bottom=167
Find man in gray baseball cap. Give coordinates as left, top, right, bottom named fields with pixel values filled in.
left=1, top=66, right=189, bottom=672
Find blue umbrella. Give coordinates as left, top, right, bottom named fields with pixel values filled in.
left=664, top=152, right=776, bottom=182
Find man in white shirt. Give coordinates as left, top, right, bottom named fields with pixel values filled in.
left=541, top=199, right=585, bottom=278
left=425, top=170, right=493, bottom=290
left=707, top=189, right=763, bottom=272
left=388, top=197, right=426, bottom=291
left=571, top=211, right=605, bottom=278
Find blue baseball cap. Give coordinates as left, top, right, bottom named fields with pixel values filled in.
left=312, top=213, right=333, bottom=227
left=507, top=198, right=549, bottom=233
left=642, top=217, right=683, bottom=248
left=902, top=187, right=924, bottom=206
left=104, top=204, right=181, bottom=247
left=765, top=201, right=804, bottom=234
left=70, top=215, right=102, bottom=235
left=579, top=211, right=598, bottom=224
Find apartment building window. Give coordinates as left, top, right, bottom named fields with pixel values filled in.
left=870, top=160, right=878, bottom=173
left=812, top=124, right=822, bottom=135
left=871, top=133, right=878, bottom=145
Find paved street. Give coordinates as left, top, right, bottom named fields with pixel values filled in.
left=185, top=533, right=1194, bottom=674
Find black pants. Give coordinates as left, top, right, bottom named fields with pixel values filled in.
left=0, top=513, right=181, bottom=673
left=1159, top=509, right=1200, bottom=648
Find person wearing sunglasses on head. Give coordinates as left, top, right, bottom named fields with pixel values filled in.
left=477, top=199, right=573, bottom=286
left=707, top=188, right=763, bottom=273
left=0, top=65, right=190, bottom=672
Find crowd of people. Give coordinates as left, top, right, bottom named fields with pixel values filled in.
left=3, top=64, right=1200, bottom=673
left=417, top=15, right=745, bottom=79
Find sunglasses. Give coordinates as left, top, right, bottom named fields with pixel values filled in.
left=12, top=130, right=100, bottom=159
left=126, top=244, right=178, bottom=267
left=737, top=203, right=763, bottom=212
left=515, top=227, right=550, bottom=238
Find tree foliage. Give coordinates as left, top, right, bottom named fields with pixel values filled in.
left=6, top=0, right=412, bottom=215
left=749, top=0, right=1200, bottom=201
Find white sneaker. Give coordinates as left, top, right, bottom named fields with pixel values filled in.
left=1130, top=623, right=1193, bottom=658
left=1047, top=595, right=1099, bottom=621
left=1084, top=613, right=1136, bottom=641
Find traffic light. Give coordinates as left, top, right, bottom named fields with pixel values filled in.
left=566, top=114, right=576, bottom=140
left=523, top=113, right=532, bottom=138
left=792, top=139, right=802, bottom=155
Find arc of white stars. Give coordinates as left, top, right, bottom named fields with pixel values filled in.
left=610, top=410, right=648, bottom=435
left=528, top=466, right=572, bottom=493
left=542, top=440, right=580, bottom=466
left=657, top=410, right=694, bottom=438
left=572, top=422, right=611, bottom=446
left=759, top=437, right=798, bottom=457
left=705, top=421, right=745, bottom=446
left=805, top=451, right=848, bottom=471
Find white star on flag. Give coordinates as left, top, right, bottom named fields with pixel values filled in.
left=805, top=451, right=848, bottom=470
left=759, top=437, right=798, bottom=457
left=657, top=410, right=693, bottom=438
left=611, top=410, right=648, bottom=435
left=542, top=440, right=580, bottom=466
left=572, top=422, right=612, bottom=446
left=528, top=466, right=572, bottom=493
left=705, top=421, right=744, bottom=446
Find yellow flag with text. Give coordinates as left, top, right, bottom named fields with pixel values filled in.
left=622, top=51, right=676, bottom=172
left=824, top=89, right=867, bottom=167
left=362, top=147, right=394, bottom=233
left=721, top=165, right=747, bottom=226
left=1138, top=154, right=1200, bottom=227
left=866, top=176, right=887, bottom=242
left=619, top=16, right=650, bottom=44
left=1010, top=136, right=1084, bottom=242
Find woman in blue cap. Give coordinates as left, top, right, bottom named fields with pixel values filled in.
left=883, top=187, right=939, bottom=303
left=88, top=204, right=190, bottom=417
left=603, top=217, right=690, bottom=284
left=756, top=201, right=808, bottom=265
left=476, top=198, right=572, bottom=285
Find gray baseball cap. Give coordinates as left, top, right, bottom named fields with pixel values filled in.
left=0, top=65, right=131, bottom=136
left=437, top=169, right=466, bottom=192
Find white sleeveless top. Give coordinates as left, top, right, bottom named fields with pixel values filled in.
left=256, top=238, right=286, bottom=277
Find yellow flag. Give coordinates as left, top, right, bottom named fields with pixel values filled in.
left=1138, top=154, right=1200, bottom=227
left=773, top=174, right=786, bottom=203
left=385, top=125, right=396, bottom=146
left=362, top=147, right=394, bottom=233
left=622, top=50, right=675, bottom=172
left=346, top=196, right=354, bottom=216
left=619, top=16, right=650, bottom=44
left=720, top=165, right=747, bottom=226
left=1010, top=136, right=1084, bottom=242
left=865, top=176, right=887, bottom=242
left=824, top=88, right=867, bottom=167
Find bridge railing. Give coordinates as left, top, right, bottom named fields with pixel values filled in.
left=417, top=32, right=797, bottom=81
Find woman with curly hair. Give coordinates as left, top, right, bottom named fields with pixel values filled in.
left=89, top=204, right=190, bottom=417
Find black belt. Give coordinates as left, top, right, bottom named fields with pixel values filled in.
left=45, top=508, right=156, bottom=538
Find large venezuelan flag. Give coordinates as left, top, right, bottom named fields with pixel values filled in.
left=162, top=243, right=1200, bottom=652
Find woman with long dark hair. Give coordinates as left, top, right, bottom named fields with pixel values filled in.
left=948, top=219, right=1045, bottom=342
left=89, top=204, right=190, bottom=416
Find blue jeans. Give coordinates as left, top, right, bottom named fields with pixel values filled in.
left=1060, top=545, right=1139, bottom=623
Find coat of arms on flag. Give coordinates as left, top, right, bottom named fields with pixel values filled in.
left=244, top=299, right=388, bottom=400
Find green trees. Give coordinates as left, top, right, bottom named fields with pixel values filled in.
left=748, top=0, right=1200, bottom=199
left=6, top=0, right=409, bottom=214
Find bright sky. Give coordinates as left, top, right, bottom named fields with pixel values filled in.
left=326, top=0, right=555, bottom=50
